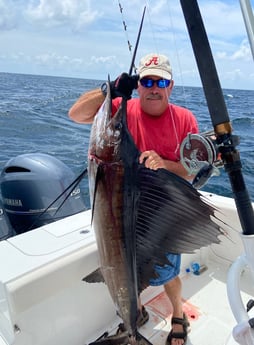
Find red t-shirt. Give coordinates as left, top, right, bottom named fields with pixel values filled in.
left=112, top=98, right=198, bottom=162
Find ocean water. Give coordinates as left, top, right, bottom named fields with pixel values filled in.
left=0, top=72, right=253, bottom=208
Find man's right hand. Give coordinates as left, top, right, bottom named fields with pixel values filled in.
left=110, top=73, right=139, bottom=100
left=139, top=150, right=166, bottom=170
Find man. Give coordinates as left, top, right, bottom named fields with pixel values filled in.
left=69, top=53, right=198, bottom=345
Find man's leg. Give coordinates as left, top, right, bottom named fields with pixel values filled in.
left=164, top=276, right=188, bottom=345
left=164, top=276, right=183, bottom=319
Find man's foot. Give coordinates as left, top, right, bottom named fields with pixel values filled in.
left=165, top=313, right=189, bottom=345
left=137, top=306, right=149, bottom=328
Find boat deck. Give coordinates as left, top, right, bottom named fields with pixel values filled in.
left=139, top=258, right=254, bottom=345
left=93, top=257, right=253, bottom=345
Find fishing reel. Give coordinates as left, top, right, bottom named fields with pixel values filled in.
left=180, top=130, right=224, bottom=189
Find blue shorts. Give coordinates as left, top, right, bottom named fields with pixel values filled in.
left=149, top=253, right=181, bottom=286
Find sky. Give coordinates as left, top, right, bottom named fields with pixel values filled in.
left=0, top=0, right=254, bottom=90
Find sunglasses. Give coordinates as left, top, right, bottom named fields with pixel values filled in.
left=140, top=78, right=171, bottom=88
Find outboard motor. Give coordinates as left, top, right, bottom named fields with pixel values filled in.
left=0, top=198, right=14, bottom=240
left=0, top=153, right=86, bottom=234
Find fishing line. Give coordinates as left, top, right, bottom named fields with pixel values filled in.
left=50, top=167, right=88, bottom=216
left=142, top=2, right=159, bottom=54
left=144, top=1, right=191, bottom=109
left=25, top=167, right=88, bottom=232
left=165, top=0, right=188, bottom=105
left=168, top=105, right=181, bottom=159
left=140, top=2, right=182, bottom=157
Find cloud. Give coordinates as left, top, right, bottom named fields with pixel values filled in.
left=0, top=0, right=18, bottom=30
left=231, top=40, right=252, bottom=60
left=25, top=0, right=100, bottom=31
left=0, top=0, right=253, bottom=89
left=4, top=51, right=121, bottom=78
left=199, top=1, right=252, bottom=41
left=34, top=52, right=70, bottom=66
left=91, top=55, right=117, bottom=65
left=216, top=39, right=251, bottom=61
left=0, top=0, right=102, bottom=32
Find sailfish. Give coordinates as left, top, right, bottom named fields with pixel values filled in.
left=84, top=83, right=224, bottom=345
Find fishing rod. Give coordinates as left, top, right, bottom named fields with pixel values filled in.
left=117, top=3, right=146, bottom=75
left=32, top=6, right=147, bottom=233
left=128, top=6, right=146, bottom=76
left=179, top=0, right=254, bottom=235
left=119, top=5, right=146, bottom=135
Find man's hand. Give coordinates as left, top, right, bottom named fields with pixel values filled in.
left=110, top=73, right=139, bottom=100
left=139, top=150, right=166, bottom=170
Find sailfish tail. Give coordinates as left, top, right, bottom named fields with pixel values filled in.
left=88, top=331, right=152, bottom=345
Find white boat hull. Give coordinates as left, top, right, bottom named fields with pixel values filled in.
left=0, top=192, right=253, bottom=345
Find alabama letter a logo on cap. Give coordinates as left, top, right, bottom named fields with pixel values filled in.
left=145, top=56, right=159, bottom=67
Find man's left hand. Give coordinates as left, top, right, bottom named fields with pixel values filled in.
left=110, top=73, right=139, bottom=100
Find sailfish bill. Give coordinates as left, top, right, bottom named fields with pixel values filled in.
left=84, top=83, right=225, bottom=344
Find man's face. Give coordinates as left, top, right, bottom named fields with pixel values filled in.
left=137, top=75, right=174, bottom=116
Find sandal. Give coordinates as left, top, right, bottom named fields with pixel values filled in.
left=165, top=313, right=190, bottom=345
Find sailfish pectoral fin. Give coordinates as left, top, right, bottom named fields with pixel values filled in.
left=82, top=268, right=105, bottom=284
left=135, top=166, right=226, bottom=293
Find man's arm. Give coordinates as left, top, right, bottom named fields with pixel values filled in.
left=68, top=88, right=105, bottom=124
left=68, top=73, right=139, bottom=124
